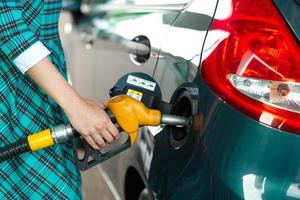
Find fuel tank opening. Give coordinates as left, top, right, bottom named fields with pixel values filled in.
left=168, top=91, right=193, bottom=149
left=129, top=35, right=151, bottom=65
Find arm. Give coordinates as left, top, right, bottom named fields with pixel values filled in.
left=27, top=58, right=119, bottom=150
left=0, top=2, right=118, bottom=149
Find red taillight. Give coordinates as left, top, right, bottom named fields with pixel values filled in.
left=201, top=0, right=300, bottom=133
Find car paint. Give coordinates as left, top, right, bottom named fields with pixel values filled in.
left=151, top=74, right=300, bottom=200
left=149, top=1, right=300, bottom=199
left=62, top=0, right=300, bottom=199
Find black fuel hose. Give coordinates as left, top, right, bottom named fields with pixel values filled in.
left=0, top=138, right=31, bottom=162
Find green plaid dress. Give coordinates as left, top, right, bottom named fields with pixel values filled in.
left=0, top=0, right=81, bottom=199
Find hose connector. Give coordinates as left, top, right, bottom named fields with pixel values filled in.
left=51, top=124, right=75, bottom=144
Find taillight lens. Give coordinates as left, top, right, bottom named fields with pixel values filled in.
left=201, top=0, right=300, bottom=133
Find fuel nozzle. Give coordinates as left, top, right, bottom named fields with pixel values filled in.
left=107, top=95, right=193, bottom=143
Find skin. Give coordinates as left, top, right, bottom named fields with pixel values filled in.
left=27, top=57, right=120, bottom=150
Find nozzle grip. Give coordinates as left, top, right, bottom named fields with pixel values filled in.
left=75, top=108, right=128, bottom=170
left=75, top=137, right=131, bottom=171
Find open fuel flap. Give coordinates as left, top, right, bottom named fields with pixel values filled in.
left=168, top=89, right=194, bottom=149
left=167, top=83, right=200, bottom=149
left=109, top=72, right=163, bottom=110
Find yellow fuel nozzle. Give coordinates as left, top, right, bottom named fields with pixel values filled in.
left=107, top=95, right=161, bottom=144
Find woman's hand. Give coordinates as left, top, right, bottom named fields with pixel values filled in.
left=26, top=57, right=120, bottom=150
left=63, top=98, right=120, bottom=150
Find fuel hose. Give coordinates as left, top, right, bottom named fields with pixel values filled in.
left=0, top=138, right=30, bottom=162
left=0, top=109, right=116, bottom=163
left=0, top=129, right=55, bottom=162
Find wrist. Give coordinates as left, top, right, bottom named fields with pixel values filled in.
left=58, top=91, right=83, bottom=113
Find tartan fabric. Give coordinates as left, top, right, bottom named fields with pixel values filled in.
left=0, top=0, right=82, bottom=199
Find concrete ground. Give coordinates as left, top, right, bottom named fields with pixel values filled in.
left=81, top=166, right=115, bottom=200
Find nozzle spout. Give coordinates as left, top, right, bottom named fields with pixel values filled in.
left=161, top=114, right=191, bottom=127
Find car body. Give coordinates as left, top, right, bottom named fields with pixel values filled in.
left=61, top=0, right=300, bottom=199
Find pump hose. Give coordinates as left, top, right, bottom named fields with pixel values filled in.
left=0, top=139, right=31, bottom=162
left=0, top=109, right=116, bottom=163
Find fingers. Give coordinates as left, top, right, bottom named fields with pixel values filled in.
left=83, top=123, right=118, bottom=151
left=100, top=129, right=114, bottom=144
left=83, top=132, right=108, bottom=151
left=84, top=135, right=101, bottom=150
left=91, top=133, right=106, bottom=148
left=107, top=121, right=120, bottom=140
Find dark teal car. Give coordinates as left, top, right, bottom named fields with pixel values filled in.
left=63, top=0, right=300, bottom=199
